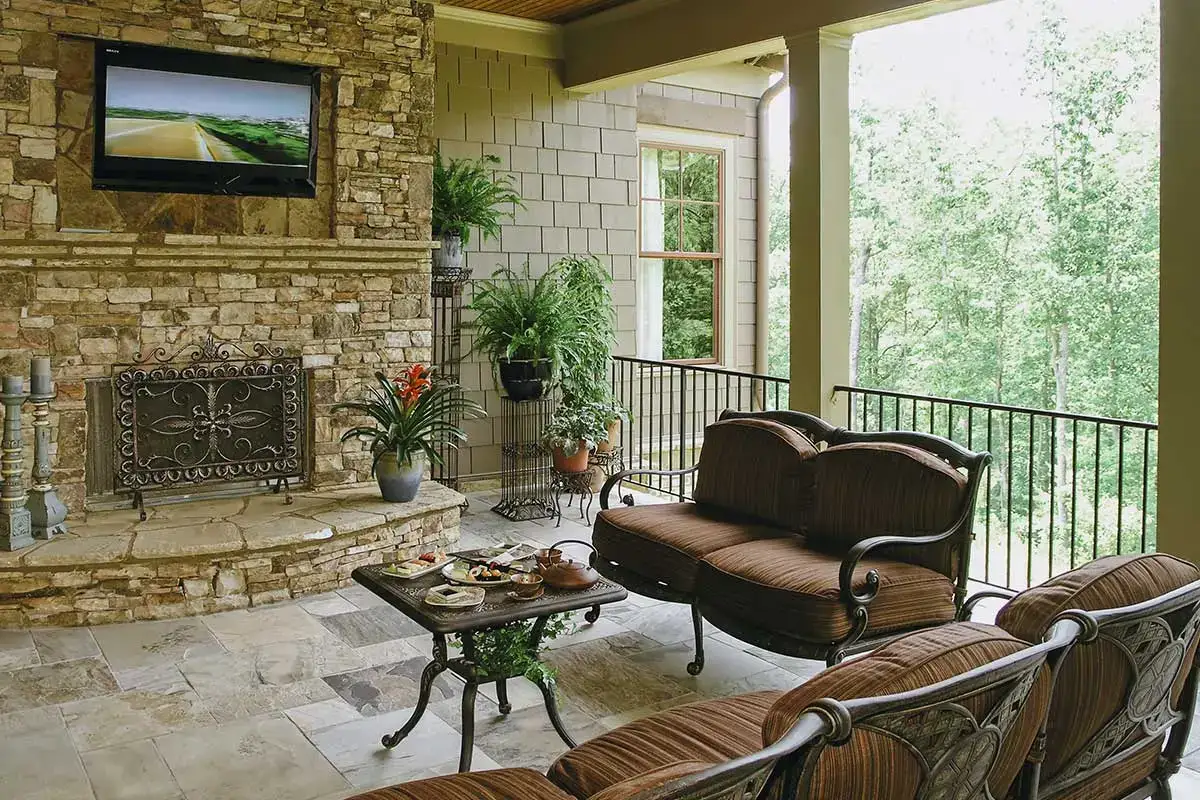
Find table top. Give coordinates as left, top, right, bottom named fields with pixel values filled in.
left=352, top=564, right=628, bottom=635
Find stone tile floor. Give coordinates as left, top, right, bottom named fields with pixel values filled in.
left=1, top=490, right=1198, bottom=799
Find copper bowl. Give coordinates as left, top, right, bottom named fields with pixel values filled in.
left=510, top=572, right=544, bottom=598
left=534, top=548, right=563, bottom=569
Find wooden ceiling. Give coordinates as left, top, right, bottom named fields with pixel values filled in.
left=437, top=0, right=640, bottom=23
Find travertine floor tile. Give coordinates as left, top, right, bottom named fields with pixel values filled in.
left=201, top=605, right=328, bottom=651
left=81, top=740, right=184, bottom=800
left=61, top=686, right=213, bottom=751
left=32, top=627, right=99, bottom=664
left=0, top=657, right=118, bottom=714
left=0, top=707, right=93, bottom=799
left=92, top=618, right=223, bottom=671
left=0, top=629, right=38, bottom=670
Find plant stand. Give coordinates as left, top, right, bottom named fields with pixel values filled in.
left=588, top=446, right=625, bottom=483
left=494, top=397, right=557, bottom=521
left=431, top=276, right=467, bottom=492
left=551, top=468, right=594, bottom=527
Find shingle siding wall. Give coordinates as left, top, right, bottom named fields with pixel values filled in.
left=435, top=43, right=761, bottom=479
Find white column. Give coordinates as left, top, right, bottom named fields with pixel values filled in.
left=786, top=31, right=852, bottom=423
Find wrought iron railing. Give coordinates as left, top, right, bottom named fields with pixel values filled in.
left=608, top=356, right=1158, bottom=592
left=835, top=386, right=1158, bottom=591
left=610, top=356, right=789, bottom=500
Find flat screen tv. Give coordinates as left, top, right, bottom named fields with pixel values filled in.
left=92, top=41, right=319, bottom=197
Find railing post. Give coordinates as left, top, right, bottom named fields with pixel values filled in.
left=679, top=368, right=688, bottom=502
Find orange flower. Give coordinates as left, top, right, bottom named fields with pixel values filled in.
left=394, top=364, right=432, bottom=410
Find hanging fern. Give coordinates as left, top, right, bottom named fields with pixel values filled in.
left=433, top=152, right=524, bottom=245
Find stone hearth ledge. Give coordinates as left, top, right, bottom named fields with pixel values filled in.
left=0, top=482, right=463, bottom=628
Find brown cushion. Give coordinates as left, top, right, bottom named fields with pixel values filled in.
left=589, top=762, right=717, bottom=800
left=698, top=537, right=956, bottom=643
left=692, top=418, right=819, bottom=530
left=996, top=553, right=1200, bottom=781
left=345, top=769, right=575, bottom=800
left=809, top=442, right=968, bottom=576
left=763, top=622, right=1051, bottom=800
left=593, top=503, right=791, bottom=593
left=547, top=690, right=782, bottom=799
left=1042, top=737, right=1163, bottom=800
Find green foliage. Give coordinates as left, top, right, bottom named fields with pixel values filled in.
left=107, top=107, right=187, bottom=121
left=197, top=118, right=308, bottom=165
left=542, top=402, right=612, bottom=456
left=433, top=153, right=524, bottom=245
left=332, top=370, right=484, bottom=475
left=555, top=255, right=625, bottom=419
left=662, top=258, right=715, bottom=360
left=453, top=615, right=573, bottom=685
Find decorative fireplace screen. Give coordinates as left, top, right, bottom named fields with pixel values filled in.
left=114, top=336, right=307, bottom=519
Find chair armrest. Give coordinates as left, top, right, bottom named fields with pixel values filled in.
left=837, top=530, right=959, bottom=605
left=599, top=466, right=700, bottom=510
left=957, top=590, right=1017, bottom=622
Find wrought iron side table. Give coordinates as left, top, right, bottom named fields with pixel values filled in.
left=550, top=468, right=595, bottom=527
left=351, top=564, right=627, bottom=772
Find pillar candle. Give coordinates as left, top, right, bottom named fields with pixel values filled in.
left=30, top=358, right=50, bottom=396
left=2, top=375, right=23, bottom=396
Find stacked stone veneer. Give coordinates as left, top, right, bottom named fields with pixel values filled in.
left=0, top=0, right=440, bottom=512
left=0, top=482, right=463, bottom=628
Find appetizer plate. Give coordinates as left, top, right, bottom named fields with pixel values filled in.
left=423, top=585, right=486, bottom=608
left=381, top=555, right=453, bottom=580
left=442, top=561, right=510, bottom=585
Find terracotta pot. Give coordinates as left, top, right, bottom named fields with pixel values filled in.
left=376, top=451, right=423, bottom=502
left=596, top=419, right=621, bottom=453
left=552, top=441, right=590, bottom=473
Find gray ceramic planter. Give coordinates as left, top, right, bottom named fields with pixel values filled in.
left=376, top=451, right=423, bottom=503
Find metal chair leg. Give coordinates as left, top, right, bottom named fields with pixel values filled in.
left=687, top=603, right=706, bottom=676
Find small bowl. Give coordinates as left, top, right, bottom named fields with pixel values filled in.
left=535, top=548, right=563, bottom=569
left=510, top=572, right=544, bottom=598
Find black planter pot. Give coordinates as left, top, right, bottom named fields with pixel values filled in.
left=498, top=359, right=552, bottom=401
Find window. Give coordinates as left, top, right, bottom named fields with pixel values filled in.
left=639, top=142, right=724, bottom=363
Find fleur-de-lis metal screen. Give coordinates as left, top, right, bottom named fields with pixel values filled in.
left=114, top=336, right=307, bottom=518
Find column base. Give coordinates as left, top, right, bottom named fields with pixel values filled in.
left=29, top=487, right=68, bottom=540
left=0, top=507, right=34, bottom=551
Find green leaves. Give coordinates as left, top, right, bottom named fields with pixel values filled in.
left=433, top=152, right=524, bottom=245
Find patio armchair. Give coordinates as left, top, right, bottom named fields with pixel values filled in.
left=343, top=619, right=1076, bottom=800
left=961, top=553, right=1200, bottom=800
left=593, top=409, right=991, bottom=668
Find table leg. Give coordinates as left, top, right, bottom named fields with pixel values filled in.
left=381, top=657, right=446, bottom=748
left=496, top=678, right=512, bottom=715
left=584, top=604, right=601, bottom=624
left=459, top=681, right=478, bottom=772
left=537, top=677, right=577, bottom=749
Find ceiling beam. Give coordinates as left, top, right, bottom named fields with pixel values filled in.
left=561, top=0, right=998, bottom=90
left=434, top=4, right=564, bottom=60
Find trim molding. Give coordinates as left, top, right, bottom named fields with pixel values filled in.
left=433, top=4, right=564, bottom=60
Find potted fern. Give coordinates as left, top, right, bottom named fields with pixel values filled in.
left=333, top=366, right=484, bottom=502
left=432, top=153, right=523, bottom=280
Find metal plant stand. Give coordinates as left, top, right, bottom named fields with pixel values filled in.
left=494, top=397, right=557, bottom=521
left=551, top=468, right=594, bottom=527
left=0, top=375, right=32, bottom=551
left=430, top=277, right=467, bottom=491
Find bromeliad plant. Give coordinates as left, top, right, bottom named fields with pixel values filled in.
left=332, top=365, right=484, bottom=474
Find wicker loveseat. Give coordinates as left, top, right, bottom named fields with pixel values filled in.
left=340, top=554, right=1200, bottom=800
left=593, top=409, right=992, bottom=669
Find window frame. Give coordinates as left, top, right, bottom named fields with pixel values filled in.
left=636, top=126, right=739, bottom=367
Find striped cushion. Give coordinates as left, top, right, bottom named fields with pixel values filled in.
left=547, top=691, right=782, bottom=799
left=996, top=554, right=1200, bottom=781
left=693, top=418, right=819, bottom=531
left=763, top=622, right=1051, bottom=800
left=809, top=442, right=968, bottom=576
left=698, top=537, right=956, bottom=643
left=592, top=503, right=791, bottom=593
left=589, top=762, right=718, bottom=800
left=344, top=769, right=574, bottom=800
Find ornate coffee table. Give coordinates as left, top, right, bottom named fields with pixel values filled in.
left=351, top=564, right=627, bottom=772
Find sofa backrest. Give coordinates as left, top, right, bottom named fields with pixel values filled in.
left=994, top=554, right=1200, bottom=800
left=692, top=418, right=819, bottom=531
left=760, top=620, right=1077, bottom=800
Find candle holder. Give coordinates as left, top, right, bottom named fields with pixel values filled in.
left=28, top=380, right=67, bottom=540
left=0, top=375, right=33, bottom=551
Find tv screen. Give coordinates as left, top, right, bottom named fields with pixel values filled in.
left=92, top=42, right=319, bottom=197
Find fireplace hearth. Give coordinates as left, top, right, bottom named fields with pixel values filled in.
left=114, top=335, right=308, bottom=520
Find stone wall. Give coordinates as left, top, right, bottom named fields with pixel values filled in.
left=433, top=43, right=763, bottom=479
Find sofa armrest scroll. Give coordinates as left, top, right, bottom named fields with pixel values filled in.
left=956, top=590, right=1017, bottom=622
left=599, top=466, right=700, bottom=510
left=837, top=530, right=959, bottom=605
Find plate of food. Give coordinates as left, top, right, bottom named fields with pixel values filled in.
left=381, top=551, right=451, bottom=579
left=442, top=559, right=511, bottom=585
left=423, top=584, right=485, bottom=608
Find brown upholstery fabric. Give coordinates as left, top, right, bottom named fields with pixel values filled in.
left=593, top=503, right=791, bottom=593
left=344, top=769, right=574, bottom=800
left=996, top=554, right=1200, bottom=781
left=1046, top=737, right=1164, bottom=800
left=698, top=537, right=956, bottom=643
left=588, top=762, right=717, bottom=800
left=547, top=690, right=782, bottom=800
left=692, top=418, right=819, bottom=530
left=763, top=622, right=1052, bottom=800
left=809, top=442, right=968, bottom=576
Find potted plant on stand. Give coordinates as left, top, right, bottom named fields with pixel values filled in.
left=542, top=402, right=609, bottom=473
left=432, top=153, right=523, bottom=280
left=333, top=365, right=484, bottom=502
left=468, top=262, right=585, bottom=402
